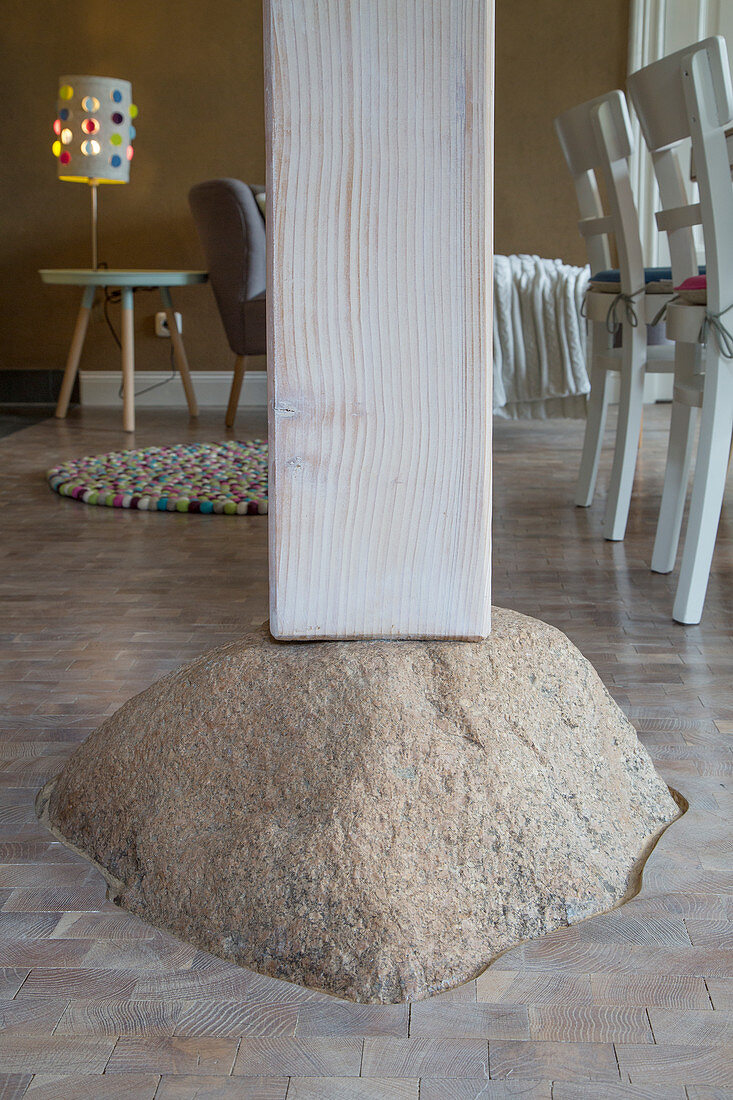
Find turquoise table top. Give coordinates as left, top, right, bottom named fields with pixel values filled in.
left=39, top=269, right=208, bottom=287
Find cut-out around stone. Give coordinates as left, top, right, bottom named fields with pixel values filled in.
left=43, top=608, right=679, bottom=1003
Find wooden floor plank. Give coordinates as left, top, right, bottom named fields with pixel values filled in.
left=648, top=1008, right=733, bottom=1045
left=78, top=937, right=197, bottom=972
left=49, top=912, right=157, bottom=940
left=528, top=1005, right=654, bottom=1043
left=419, top=1079, right=552, bottom=1099
left=0, top=971, right=29, bottom=999
left=233, top=1037, right=362, bottom=1077
left=0, top=1076, right=33, bottom=1100
left=173, top=999, right=299, bottom=1038
left=154, top=1079, right=288, bottom=1100
left=24, top=1074, right=160, bottom=1099
left=0, top=915, right=63, bottom=940
left=0, top=997, right=68, bottom=1036
left=706, top=978, right=733, bottom=1010
left=513, top=941, right=733, bottom=976
left=615, top=1043, right=733, bottom=1086
left=286, top=1078, right=419, bottom=1100
left=54, top=999, right=183, bottom=1037
left=550, top=1085, right=686, bottom=1100
left=0, top=1035, right=116, bottom=1075
left=360, top=1037, right=488, bottom=1078
left=684, top=1087, right=733, bottom=1100
left=476, top=971, right=593, bottom=1006
left=16, top=968, right=138, bottom=1000
left=685, top=920, right=733, bottom=948
left=488, top=1040, right=620, bottom=1082
left=104, top=1036, right=239, bottom=1076
left=294, top=1002, right=408, bottom=1038
left=1, top=886, right=112, bottom=913
left=589, top=974, right=716, bottom=1008
left=408, top=1002, right=529, bottom=1040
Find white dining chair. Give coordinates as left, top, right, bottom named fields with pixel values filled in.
left=629, top=36, right=733, bottom=624
left=555, top=91, right=677, bottom=542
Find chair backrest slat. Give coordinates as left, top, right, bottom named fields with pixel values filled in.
left=572, top=171, right=612, bottom=274
left=630, top=36, right=733, bottom=153
left=628, top=36, right=733, bottom=311
left=654, top=201, right=701, bottom=234
left=555, top=90, right=643, bottom=291
left=686, top=46, right=733, bottom=313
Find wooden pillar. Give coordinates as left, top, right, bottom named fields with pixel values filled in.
left=265, top=0, right=493, bottom=639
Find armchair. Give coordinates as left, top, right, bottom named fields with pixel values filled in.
left=188, top=179, right=267, bottom=427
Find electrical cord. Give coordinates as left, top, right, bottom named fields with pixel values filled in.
left=96, top=262, right=178, bottom=398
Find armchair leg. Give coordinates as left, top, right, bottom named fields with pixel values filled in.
left=226, top=355, right=247, bottom=428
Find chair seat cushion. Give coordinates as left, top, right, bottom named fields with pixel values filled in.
left=590, top=266, right=672, bottom=293
left=675, top=274, right=707, bottom=304
left=590, top=265, right=705, bottom=294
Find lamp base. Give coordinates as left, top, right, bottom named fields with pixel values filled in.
left=89, top=180, right=99, bottom=271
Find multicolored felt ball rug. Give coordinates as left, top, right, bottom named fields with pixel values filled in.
left=47, top=440, right=268, bottom=514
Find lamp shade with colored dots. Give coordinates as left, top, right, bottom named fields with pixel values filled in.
left=54, top=76, right=137, bottom=184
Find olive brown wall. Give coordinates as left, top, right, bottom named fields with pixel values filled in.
left=1, top=0, right=628, bottom=377
left=495, top=0, right=630, bottom=264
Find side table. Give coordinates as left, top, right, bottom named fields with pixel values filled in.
left=40, top=269, right=208, bottom=432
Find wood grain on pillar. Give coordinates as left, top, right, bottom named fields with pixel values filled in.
left=265, top=0, right=493, bottom=639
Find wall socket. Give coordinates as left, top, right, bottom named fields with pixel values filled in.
left=155, top=311, right=182, bottom=338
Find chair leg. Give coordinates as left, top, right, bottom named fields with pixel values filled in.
left=603, top=323, right=646, bottom=541
left=673, top=358, right=733, bottom=625
left=575, top=322, right=612, bottom=507
left=226, top=355, right=247, bottom=428
left=651, top=342, right=700, bottom=574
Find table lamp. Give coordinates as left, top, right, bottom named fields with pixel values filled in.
left=52, top=75, right=138, bottom=270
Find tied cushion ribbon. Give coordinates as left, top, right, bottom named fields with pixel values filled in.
left=651, top=294, right=680, bottom=327
left=605, top=287, right=645, bottom=335
left=581, top=285, right=646, bottom=334
left=651, top=297, right=733, bottom=358
left=604, top=286, right=646, bottom=335
left=700, top=303, right=733, bottom=359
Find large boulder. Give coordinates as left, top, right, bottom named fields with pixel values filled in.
left=44, top=608, right=679, bottom=1003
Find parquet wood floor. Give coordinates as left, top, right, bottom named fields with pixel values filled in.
left=0, top=404, right=730, bottom=1099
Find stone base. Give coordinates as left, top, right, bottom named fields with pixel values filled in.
left=43, top=608, right=679, bottom=1003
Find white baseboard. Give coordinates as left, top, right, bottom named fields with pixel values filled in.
left=79, top=368, right=672, bottom=412
left=79, top=370, right=268, bottom=408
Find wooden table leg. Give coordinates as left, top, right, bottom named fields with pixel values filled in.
left=226, top=355, right=247, bottom=428
left=55, top=284, right=95, bottom=419
left=160, top=287, right=199, bottom=418
left=120, top=287, right=135, bottom=432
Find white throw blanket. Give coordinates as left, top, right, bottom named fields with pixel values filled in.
left=494, top=254, right=590, bottom=419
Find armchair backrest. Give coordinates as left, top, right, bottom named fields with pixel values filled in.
left=554, top=90, right=644, bottom=292
left=188, top=179, right=266, bottom=356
